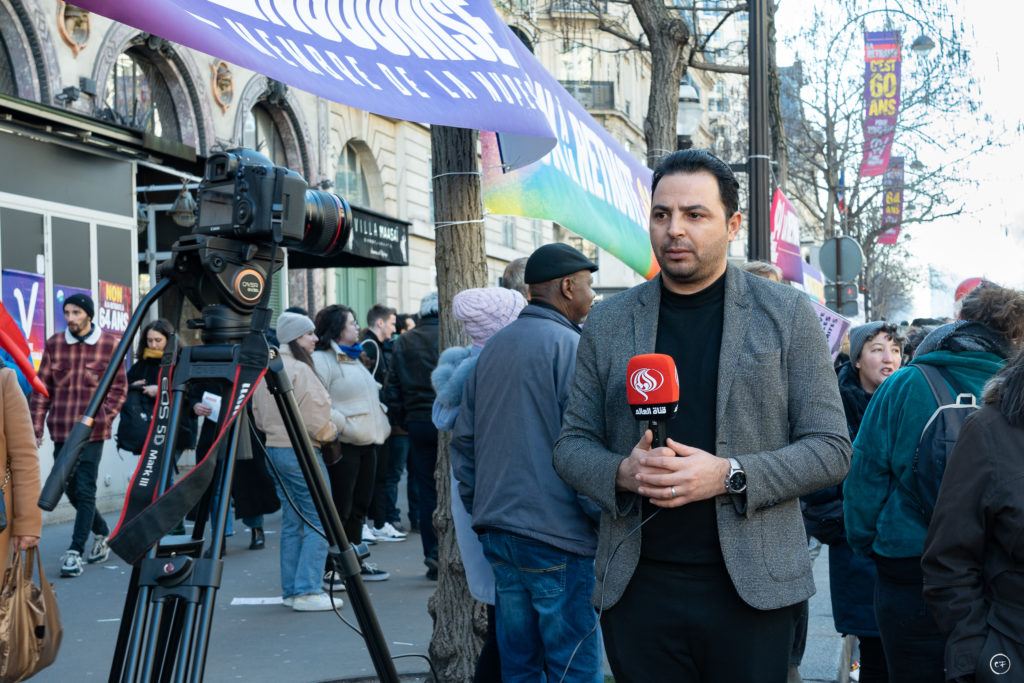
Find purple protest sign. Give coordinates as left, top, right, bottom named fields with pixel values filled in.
left=770, top=189, right=804, bottom=283
left=811, top=299, right=852, bottom=361
left=859, top=31, right=901, bottom=177
left=72, top=0, right=556, bottom=167
left=877, top=156, right=904, bottom=244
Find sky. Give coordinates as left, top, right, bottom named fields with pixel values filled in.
left=775, top=0, right=1024, bottom=319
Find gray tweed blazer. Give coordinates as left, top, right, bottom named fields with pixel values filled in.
left=553, top=265, right=851, bottom=611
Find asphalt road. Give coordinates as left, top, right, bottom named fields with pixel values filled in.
left=33, top=508, right=847, bottom=682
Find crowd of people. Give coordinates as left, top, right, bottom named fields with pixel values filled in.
left=3, top=148, right=1023, bottom=681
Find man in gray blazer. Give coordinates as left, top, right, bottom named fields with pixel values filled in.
left=553, top=149, right=851, bottom=682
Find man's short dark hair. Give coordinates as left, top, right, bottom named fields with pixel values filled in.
left=651, top=149, right=740, bottom=218
left=367, top=303, right=397, bottom=328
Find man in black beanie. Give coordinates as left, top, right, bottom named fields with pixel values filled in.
left=30, top=293, right=127, bottom=577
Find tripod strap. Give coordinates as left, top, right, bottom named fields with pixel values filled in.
left=110, top=354, right=267, bottom=564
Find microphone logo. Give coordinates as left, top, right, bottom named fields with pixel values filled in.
left=629, top=368, right=664, bottom=402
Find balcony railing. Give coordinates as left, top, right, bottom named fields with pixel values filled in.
left=559, top=80, right=614, bottom=111
left=549, top=0, right=607, bottom=13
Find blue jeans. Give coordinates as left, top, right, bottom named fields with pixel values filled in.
left=481, top=531, right=603, bottom=683
left=265, top=447, right=328, bottom=598
left=55, top=441, right=109, bottom=553
left=384, top=433, right=418, bottom=527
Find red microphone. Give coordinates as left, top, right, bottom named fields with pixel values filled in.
left=626, top=353, right=679, bottom=448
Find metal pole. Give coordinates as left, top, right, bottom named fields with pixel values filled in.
left=747, top=0, right=772, bottom=261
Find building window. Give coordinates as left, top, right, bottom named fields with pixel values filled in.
left=531, top=219, right=544, bottom=249
left=334, top=143, right=370, bottom=208
left=0, top=35, right=15, bottom=96
left=102, top=49, right=179, bottom=139
left=242, top=104, right=287, bottom=166
left=502, top=217, right=516, bottom=248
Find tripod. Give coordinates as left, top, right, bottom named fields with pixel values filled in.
left=39, top=235, right=400, bottom=683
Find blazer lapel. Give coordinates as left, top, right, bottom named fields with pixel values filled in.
left=633, top=275, right=661, bottom=356
left=716, top=266, right=751, bottom=428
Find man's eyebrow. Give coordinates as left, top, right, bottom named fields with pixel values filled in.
left=651, top=203, right=711, bottom=213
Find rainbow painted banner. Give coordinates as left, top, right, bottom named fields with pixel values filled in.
left=483, top=35, right=656, bottom=279
left=860, top=31, right=901, bottom=177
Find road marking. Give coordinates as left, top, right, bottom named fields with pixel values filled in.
left=98, top=618, right=121, bottom=622
left=230, top=597, right=284, bottom=605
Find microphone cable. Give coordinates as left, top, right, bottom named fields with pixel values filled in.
left=557, top=505, right=662, bottom=683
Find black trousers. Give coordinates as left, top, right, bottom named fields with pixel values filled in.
left=325, top=443, right=376, bottom=546
left=602, top=559, right=796, bottom=683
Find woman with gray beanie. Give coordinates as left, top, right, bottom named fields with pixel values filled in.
left=251, top=312, right=340, bottom=612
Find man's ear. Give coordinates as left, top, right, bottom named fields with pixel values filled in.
left=561, top=275, right=575, bottom=300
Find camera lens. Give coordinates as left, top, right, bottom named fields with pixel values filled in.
left=299, top=190, right=352, bottom=257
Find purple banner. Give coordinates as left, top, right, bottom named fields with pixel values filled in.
left=860, top=31, right=901, bottom=177
left=1, top=270, right=46, bottom=368
left=877, top=156, right=904, bottom=244
left=71, top=0, right=556, bottom=168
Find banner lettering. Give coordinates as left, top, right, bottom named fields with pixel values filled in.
left=860, top=31, right=901, bottom=177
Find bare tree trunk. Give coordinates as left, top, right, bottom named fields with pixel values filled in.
left=428, top=124, right=489, bottom=682
left=630, top=0, right=690, bottom=169
left=766, top=0, right=788, bottom=189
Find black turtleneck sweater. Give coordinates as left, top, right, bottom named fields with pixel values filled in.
left=641, top=272, right=726, bottom=565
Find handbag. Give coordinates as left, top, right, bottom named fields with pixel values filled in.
left=321, top=439, right=343, bottom=467
left=0, top=547, right=63, bottom=682
left=116, top=385, right=154, bottom=455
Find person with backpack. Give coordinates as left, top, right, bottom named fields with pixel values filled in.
left=803, top=321, right=905, bottom=682
left=922, top=347, right=1024, bottom=683
left=844, top=284, right=1024, bottom=682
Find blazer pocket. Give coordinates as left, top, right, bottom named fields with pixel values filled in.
left=759, top=503, right=810, bottom=582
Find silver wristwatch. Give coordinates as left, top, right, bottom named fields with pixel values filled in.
left=725, top=457, right=746, bottom=494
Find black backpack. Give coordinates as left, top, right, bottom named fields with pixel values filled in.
left=116, top=386, right=154, bottom=455
left=912, top=363, right=979, bottom=523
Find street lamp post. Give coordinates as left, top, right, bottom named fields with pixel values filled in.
left=747, top=0, right=771, bottom=262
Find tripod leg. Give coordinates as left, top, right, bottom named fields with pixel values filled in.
left=264, top=354, right=400, bottom=683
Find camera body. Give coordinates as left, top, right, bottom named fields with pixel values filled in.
left=196, top=148, right=308, bottom=243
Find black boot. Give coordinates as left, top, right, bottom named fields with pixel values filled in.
left=249, top=527, right=265, bottom=550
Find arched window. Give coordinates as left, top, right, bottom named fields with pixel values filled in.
left=241, top=103, right=287, bottom=166
left=334, top=143, right=370, bottom=208
left=102, top=48, right=180, bottom=139
left=0, top=33, right=15, bottom=96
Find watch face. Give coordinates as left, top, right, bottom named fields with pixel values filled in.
left=729, top=471, right=746, bottom=492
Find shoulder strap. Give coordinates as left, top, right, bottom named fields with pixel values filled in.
left=364, top=338, right=381, bottom=378
left=915, top=363, right=956, bottom=407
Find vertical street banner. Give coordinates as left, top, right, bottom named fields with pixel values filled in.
left=98, top=280, right=132, bottom=339
left=54, top=285, right=93, bottom=333
left=482, top=30, right=656, bottom=279
left=770, top=189, right=804, bottom=283
left=1, top=269, right=46, bottom=367
left=69, top=0, right=559, bottom=169
left=877, top=156, right=904, bottom=244
left=860, top=31, right=901, bottom=177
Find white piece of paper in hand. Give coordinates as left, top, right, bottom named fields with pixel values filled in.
left=201, top=391, right=222, bottom=423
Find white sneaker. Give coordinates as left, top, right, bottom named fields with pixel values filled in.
left=292, top=592, right=340, bottom=612
left=60, top=550, right=84, bottom=577
left=282, top=596, right=295, bottom=608
left=87, top=535, right=110, bottom=564
left=361, top=523, right=377, bottom=545
left=372, top=522, right=407, bottom=542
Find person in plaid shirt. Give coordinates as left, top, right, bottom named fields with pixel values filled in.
left=30, top=293, right=127, bottom=577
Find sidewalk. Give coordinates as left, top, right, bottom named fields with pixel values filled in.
left=36, top=513, right=846, bottom=682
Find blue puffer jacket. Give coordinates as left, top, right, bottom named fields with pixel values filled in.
left=845, top=349, right=1005, bottom=560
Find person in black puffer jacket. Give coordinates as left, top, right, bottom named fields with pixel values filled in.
left=803, top=321, right=904, bottom=683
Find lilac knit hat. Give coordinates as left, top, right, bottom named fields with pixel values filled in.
left=452, top=287, right=528, bottom=347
